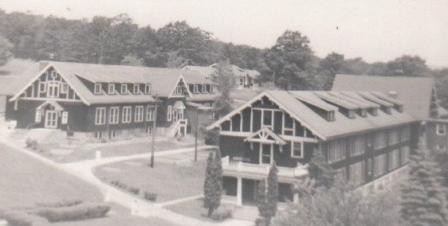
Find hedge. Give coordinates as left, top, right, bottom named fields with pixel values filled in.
left=36, top=203, right=110, bottom=222
left=1, top=211, right=47, bottom=226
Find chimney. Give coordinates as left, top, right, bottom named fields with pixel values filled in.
left=39, top=61, right=50, bottom=71
left=388, top=91, right=398, bottom=99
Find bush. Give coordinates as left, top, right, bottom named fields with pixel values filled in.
left=210, top=208, right=232, bottom=221
left=36, top=199, right=83, bottom=208
left=143, top=192, right=157, bottom=202
left=128, top=187, right=140, bottom=195
left=25, top=139, right=38, bottom=150
left=1, top=211, right=47, bottom=226
left=36, top=203, right=110, bottom=222
left=110, top=180, right=128, bottom=190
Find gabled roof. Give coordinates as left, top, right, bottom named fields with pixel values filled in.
left=332, top=74, right=434, bottom=120
left=208, top=90, right=416, bottom=141
left=245, top=127, right=287, bottom=145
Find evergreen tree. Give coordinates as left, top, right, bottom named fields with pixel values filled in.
left=203, top=150, right=222, bottom=217
left=308, top=149, right=337, bottom=189
left=401, top=144, right=448, bottom=226
left=257, top=162, right=278, bottom=226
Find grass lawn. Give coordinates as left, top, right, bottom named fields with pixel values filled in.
left=0, top=143, right=102, bottom=209
left=94, top=151, right=210, bottom=202
left=165, top=198, right=238, bottom=222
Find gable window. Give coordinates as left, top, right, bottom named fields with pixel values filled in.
left=94, top=83, right=102, bottom=95
left=206, top=84, right=211, bottom=93
left=201, top=84, right=207, bottom=93
left=95, top=107, right=106, bottom=125
left=122, top=106, right=132, bottom=123
left=47, top=81, right=60, bottom=98
left=144, top=84, right=151, bottom=95
left=39, top=82, right=47, bottom=93
left=360, top=109, right=367, bottom=117
left=174, top=84, right=184, bottom=96
left=108, top=83, right=116, bottom=95
left=193, top=84, right=199, bottom=94
left=436, top=124, right=446, bottom=136
left=146, top=105, right=155, bottom=121
left=283, top=113, right=294, bottom=136
left=133, top=84, right=140, bottom=95
left=291, top=142, right=303, bottom=158
left=167, top=105, right=173, bottom=122
left=263, top=110, right=273, bottom=129
left=348, top=110, right=356, bottom=119
left=60, top=83, right=68, bottom=94
left=121, top=84, right=128, bottom=95
left=327, top=111, right=335, bottom=121
left=109, top=107, right=120, bottom=124
left=134, top=106, right=144, bottom=122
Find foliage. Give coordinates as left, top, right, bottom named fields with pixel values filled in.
left=203, top=149, right=223, bottom=217
left=274, top=181, right=400, bottom=226
left=1, top=210, right=48, bottom=226
left=35, top=203, right=110, bottom=222
left=209, top=207, right=233, bottom=221
left=212, top=60, right=235, bottom=117
left=0, top=35, right=13, bottom=66
left=36, top=199, right=83, bottom=208
left=121, top=54, right=144, bottom=66
left=400, top=144, right=448, bottom=226
left=257, top=162, right=279, bottom=226
left=143, top=192, right=158, bottom=202
left=307, top=149, right=337, bottom=189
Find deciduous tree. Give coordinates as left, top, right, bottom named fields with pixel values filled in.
left=0, top=35, right=13, bottom=66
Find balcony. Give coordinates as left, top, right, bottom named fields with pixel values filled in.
left=221, top=156, right=308, bottom=183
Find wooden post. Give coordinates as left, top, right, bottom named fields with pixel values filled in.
left=150, top=95, right=158, bottom=168
left=194, top=108, right=198, bottom=162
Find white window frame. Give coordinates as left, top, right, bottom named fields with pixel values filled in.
left=436, top=123, right=446, bottom=136
left=108, top=83, right=116, bottom=95
left=133, top=84, right=140, bottom=95
left=146, top=105, right=155, bottom=121
left=167, top=105, right=173, bottom=122
left=47, top=81, right=60, bottom=98
left=94, top=83, right=102, bottom=95
left=134, top=105, right=144, bottom=122
left=121, top=84, right=128, bottom=95
left=144, top=84, right=151, bottom=95
left=95, top=107, right=106, bottom=125
left=193, top=84, right=199, bottom=93
left=291, top=142, right=304, bottom=158
left=60, top=82, right=68, bottom=94
left=201, top=84, right=207, bottom=93
left=109, top=107, right=120, bottom=124
left=122, top=106, right=132, bottom=123
left=39, top=82, right=47, bottom=93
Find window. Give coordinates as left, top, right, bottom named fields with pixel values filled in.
left=95, top=107, right=106, bottom=125
left=240, top=78, right=244, bottom=85
left=146, top=105, right=155, bottom=121
left=436, top=124, right=446, bottom=136
left=402, top=146, right=410, bottom=163
left=263, top=110, right=273, bottom=129
left=327, top=111, right=335, bottom=121
left=206, top=84, right=211, bottom=93
left=122, top=106, right=132, bottom=123
left=60, top=83, right=68, bottom=94
left=389, top=129, right=400, bottom=145
left=167, top=105, right=172, bottom=122
left=371, top=108, right=378, bottom=116
left=144, top=84, right=151, bottom=95
left=193, top=84, right=199, bottom=93
left=133, top=84, right=140, bottom=95
left=291, top=142, right=303, bottom=158
left=349, top=161, right=364, bottom=185
left=108, top=83, right=116, bottom=95
left=360, top=109, right=367, bottom=117
left=201, top=84, right=207, bottom=93
left=109, top=107, right=120, bottom=124
left=134, top=106, right=144, bottom=122
left=39, top=82, right=47, bottom=93
left=94, top=83, right=102, bottom=95
left=174, top=84, right=184, bottom=96
left=401, top=126, right=411, bottom=141
left=374, top=154, right=386, bottom=177
left=47, top=81, right=60, bottom=98
left=283, top=113, right=294, bottom=135
left=374, top=132, right=387, bottom=150
left=348, top=110, right=356, bottom=119
left=121, top=84, right=128, bottom=95
left=350, top=136, right=364, bottom=156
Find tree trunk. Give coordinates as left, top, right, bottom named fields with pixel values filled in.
left=207, top=207, right=214, bottom=217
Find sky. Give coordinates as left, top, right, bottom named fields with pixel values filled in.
left=1, top=0, right=448, bottom=68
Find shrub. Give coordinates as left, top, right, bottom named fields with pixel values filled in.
left=36, top=199, right=83, bottom=208
left=210, top=207, right=232, bottom=221
left=143, top=192, right=157, bottom=202
left=255, top=217, right=267, bottom=226
left=25, top=139, right=39, bottom=150
left=128, top=187, right=140, bottom=195
left=2, top=211, right=47, bottom=226
left=110, top=180, right=128, bottom=190
left=36, top=203, right=110, bottom=222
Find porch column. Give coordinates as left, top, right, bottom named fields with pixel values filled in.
left=237, top=177, right=243, bottom=206
left=293, top=184, right=299, bottom=204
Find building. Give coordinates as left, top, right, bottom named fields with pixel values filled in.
left=183, top=63, right=260, bottom=89
left=2, top=61, right=217, bottom=140
left=207, top=90, right=418, bottom=205
left=332, top=74, right=448, bottom=152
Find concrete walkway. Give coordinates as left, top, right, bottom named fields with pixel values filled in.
left=0, top=136, right=252, bottom=226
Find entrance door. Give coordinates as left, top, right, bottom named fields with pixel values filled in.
left=261, top=144, right=272, bottom=164
left=45, top=110, right=58, bottom=128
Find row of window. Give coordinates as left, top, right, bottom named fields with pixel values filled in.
left=37, top=81, right=69, bottom=98
left=94, top=83, right=151, bottom=96
left=95, top=105, right=155, bottom=125
left=189, top=83, right=214, bottom=94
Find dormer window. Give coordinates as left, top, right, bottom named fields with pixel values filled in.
left=121, top=84, right=128, bottom=95
left=370, top=108, right=378, bottom=116
left=108, top=83, right=116, bottom=95
left=193, top=84, right=199, bottom=94
left=396, top=105, right=403, bottom=113
left=384, top=107, right=392, bottom=114
left=360, top=109, right=367, bottom=117
left=201, top=84, right=207, bottom=93
left=133, top=84, right=140, bottom=95
left=94, top=83, right=102, bottom=95
left=327, top=111, right=335, bottom=121
left=144, top=84, right=151, bottom=95
left=348, top=110, right=356, bottom=119
left=206, top=84, right=211, bottom=93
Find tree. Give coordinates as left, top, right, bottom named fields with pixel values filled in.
left=386, top=55, right=430, bottom=77
left=401, top=143, right=448, bottom=226
left=203, top=149, right=223, bottom=217
left=307, top=149, right=337, bottom=189
left=0, top=36, right=13, bottom=66
left=212, top=60, right=235, bottom=117
left=257, top=162, right=278, bottom=226
left=317, top=52, right=345, bottom=90
left=121, top=54, right=144, bottom=66
left=264, top=30, right=317, bottom=90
